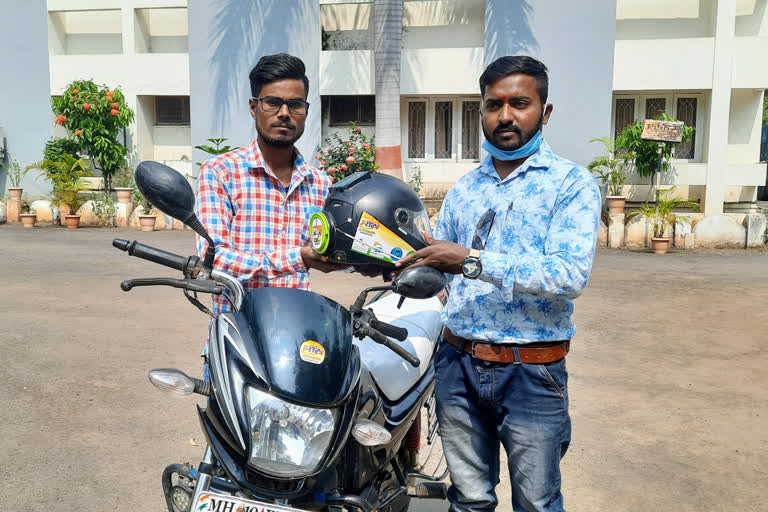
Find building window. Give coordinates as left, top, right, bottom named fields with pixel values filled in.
left=434, top=101, right=453, bottom=159
left=329, top=95, right=375, bottom=126
left=408, top=102, right=426, bottom=159
left=675, top=97, right=697, bottom=159
left=156, top=96, right=190, bottom=125
left=612, top=94, right=702, bottom=161
left=645, top=97, right=667, bottom=120
left=405, top=97, right=481, bottom=162
left=462, top=101, right=481, bottom=159
left=614, top=98, right=635, bottom=138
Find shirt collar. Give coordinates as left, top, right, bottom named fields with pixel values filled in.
left=479, top=138, right=554, bottom=182
left=241, top=139, right=314, bottom=180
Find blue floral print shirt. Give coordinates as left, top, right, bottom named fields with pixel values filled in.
left=433, top=139, right=602, bottom=343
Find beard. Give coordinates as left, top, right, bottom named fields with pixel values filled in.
left=256, top=120, right=302, bottom=147
left=482, top=113, right=543, bottom=152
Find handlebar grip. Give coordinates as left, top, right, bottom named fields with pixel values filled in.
left=370, top=317, right=409, bottom=341
left=367, top=329, right=420, bottom=367
left=113, top=239, right=189, bottom=272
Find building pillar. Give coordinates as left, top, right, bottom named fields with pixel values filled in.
left=703, top=0, right=737, bottom=216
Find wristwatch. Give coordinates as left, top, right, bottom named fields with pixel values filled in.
left=461, top=249, right=482, bottom=279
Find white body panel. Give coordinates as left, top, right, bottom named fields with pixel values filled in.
left=353, top=293, right=444, bottom=401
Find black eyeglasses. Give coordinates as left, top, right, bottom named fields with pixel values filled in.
left=472, top=209, right=496, bottom=250
left=252, top=96, right=310, bottom=115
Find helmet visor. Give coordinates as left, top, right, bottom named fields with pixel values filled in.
left=394, top=207, right=432, bottom=245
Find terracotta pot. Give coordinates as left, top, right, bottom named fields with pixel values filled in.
left=115, top=188, right=133, bottom=204
left=606, top=196, right=626, bottom=214
left=8, top=187, right=22, bottom=200
left=7, top=188, right=22, bottom=222
left=64, top=214, right=81, bottom=229
left=20, top=213, right=37, bottom=228
left=139, top=215, right=157, bottom=232
left=651, top=237, right=670, bottom=255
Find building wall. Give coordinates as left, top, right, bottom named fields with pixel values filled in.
left=485, top=0, right=618, bottom=171
left=188, top=0, right=321, bottom=170
left=46, top=0, right=192, bottom=179
left=0, top=0, right=52, bottom=197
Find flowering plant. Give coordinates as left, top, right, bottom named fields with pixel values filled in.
left=315, top=123, right=378, bottom=181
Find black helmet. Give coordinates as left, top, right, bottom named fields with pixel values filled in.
left=309, top=172, right=431, bottom=270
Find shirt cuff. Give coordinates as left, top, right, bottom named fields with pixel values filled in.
left=285, top=247, right=307, bottom=273
left=477, top=250, right=514, bottom=289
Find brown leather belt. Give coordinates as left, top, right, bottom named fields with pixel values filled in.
left=443, top=328, right=569, bottom=364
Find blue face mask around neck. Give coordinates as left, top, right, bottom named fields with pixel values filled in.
left=482, top=130, right=542, bottom=161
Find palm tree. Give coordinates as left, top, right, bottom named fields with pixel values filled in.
left=373, top=0, right=403, bottom=179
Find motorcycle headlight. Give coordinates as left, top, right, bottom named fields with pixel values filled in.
left=246, top=386, right=337, bottom=478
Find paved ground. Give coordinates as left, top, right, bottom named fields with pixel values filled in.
left=1, top=224, right=767, bottom=511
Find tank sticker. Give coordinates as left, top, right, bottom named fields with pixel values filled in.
left=352, top=212, right=415, bottom=263
left=300, top=340, right=326, bottom=364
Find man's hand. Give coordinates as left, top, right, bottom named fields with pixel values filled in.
left=301, top=246, right=350, bottom=273
left=394, top=233, right=470, bottom=274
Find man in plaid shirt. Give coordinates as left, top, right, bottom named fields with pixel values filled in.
left=195, top=53, right=345, bottom=315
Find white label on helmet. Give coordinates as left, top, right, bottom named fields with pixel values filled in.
left=352, top=212, right=415, bottom=263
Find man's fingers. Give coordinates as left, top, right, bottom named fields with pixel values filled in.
left=423, top=231, right=435, bottom=245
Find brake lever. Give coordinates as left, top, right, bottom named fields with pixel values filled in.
left=120, top=278, right=225, bottom=295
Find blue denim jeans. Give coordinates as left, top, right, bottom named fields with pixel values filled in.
left=434, top=340, right=571, bottom=512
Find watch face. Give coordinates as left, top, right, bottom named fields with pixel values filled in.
left=462, top=258, right=481, bottom=278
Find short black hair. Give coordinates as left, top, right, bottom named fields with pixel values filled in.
left=249, top=53, right=309, bottom=99
left=479, top=56, right=549, bottom=104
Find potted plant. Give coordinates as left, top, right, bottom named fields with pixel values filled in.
left=626, top=187, right=700, bottom=254
left=3, top=159, right=29, bottom=222
left=588, top=137, right=631, bottom=214
left=27, top=155, right=90, bottom=229
left=19, top=195, right=37, bottom=228
left=133, top=188, right=156, bottom=232
left=315, top=123, right=378, bottom=182
left=113, top=165, right=135, bottom=204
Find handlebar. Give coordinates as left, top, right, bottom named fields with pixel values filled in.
left=357, top=325, right=420, bottom=368
left=370, top=317, right=408, bottom=341
left=113, top=239, right=198, bottom=273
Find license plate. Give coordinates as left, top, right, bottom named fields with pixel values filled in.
left=195, top=491, right=309, bottom=512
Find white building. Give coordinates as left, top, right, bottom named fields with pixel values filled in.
left=3, top=0, right=766, bottom=222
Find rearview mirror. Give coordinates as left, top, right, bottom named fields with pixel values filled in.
left=392, top=266, right=446, bottom=299
left=135, top=161, right=211, bottom=243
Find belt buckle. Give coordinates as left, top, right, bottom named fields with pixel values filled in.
left=470, top=341, right=479, bottom=359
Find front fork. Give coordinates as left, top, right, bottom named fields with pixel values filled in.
left=190, top=446, right=215, bottom=503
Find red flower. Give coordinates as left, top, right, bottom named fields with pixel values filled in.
left=340, top=164, right=348, bottom=171
left=106, top=91, right=113, bottom=98
left=348, top=147, right=355, bottom=155
left=75, top=129, right=82, bottom=136
left=72, top=89, right=79, bottom=95
left=327, top=167, right=337, bottom=173
left=320, top=160, right=326, bottom=165
left=83, top=103, right=91, bottom=111
left=326, top=147, right=332, bottom=153
left=362, top=143, right=370, bottom=150
left=354, top=126, right=361, bottom=133
left=111, top=102, right=119, bottom=109
left=110, top=109, right=118, bottom=116
left=346, top=156, right=355, bottom=164
left=315, top=153, right=322, bottom=160
left=70, top=97, right=77, bottom=102
left=344, top=140, right=351, bottom=145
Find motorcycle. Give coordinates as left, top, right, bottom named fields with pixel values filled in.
left=114, top=162, right=450, bottom=512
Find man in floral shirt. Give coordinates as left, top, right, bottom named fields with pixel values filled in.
left=195, top=53, right=343, bottom=315
left=397, top=56, right=602, bottom=512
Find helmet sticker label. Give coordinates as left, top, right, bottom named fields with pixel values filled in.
left=300, top=340, right=326, bottom=364
left=352, top=212, right=414, bottom=263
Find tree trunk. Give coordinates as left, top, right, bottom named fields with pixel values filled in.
left=373, top=0, right=403, bottom=179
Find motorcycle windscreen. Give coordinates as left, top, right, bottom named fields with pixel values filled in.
left=239, top=288, right=358, bottom=407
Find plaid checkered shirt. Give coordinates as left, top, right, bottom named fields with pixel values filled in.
left=195, top=139, right=332, bottom=314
